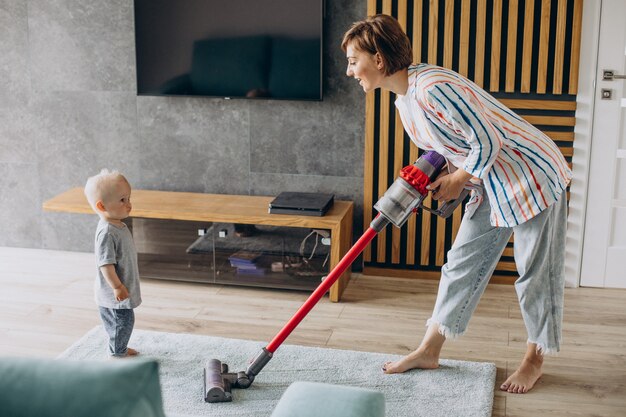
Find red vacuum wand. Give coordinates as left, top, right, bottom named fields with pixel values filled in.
left=204, top=151, right=469, bottom=403
left=266, top=226, right=379, bottom=352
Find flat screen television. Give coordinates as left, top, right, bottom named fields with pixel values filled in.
left=133, top=0, right=323, bottom=101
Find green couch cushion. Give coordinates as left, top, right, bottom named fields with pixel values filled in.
left=270, top=381, right=385, bottom=417
left=0, top=357, right=166, bottom=417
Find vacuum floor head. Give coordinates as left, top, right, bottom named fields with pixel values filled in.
left=203, top=349, right=273, bottom=403
left=204, top=359, right=233, bottom=403
left=204, top=358, right=258, bottom=403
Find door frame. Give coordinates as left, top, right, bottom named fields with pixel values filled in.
left=566, top=0, right=602, bottom=288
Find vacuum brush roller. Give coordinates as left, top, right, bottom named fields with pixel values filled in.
left=204, top=348, right=272, bottom=403
left=204, top=359, right=232, bottom=402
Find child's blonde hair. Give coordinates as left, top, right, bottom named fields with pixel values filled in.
left=84, top=169, right=128, bottom=212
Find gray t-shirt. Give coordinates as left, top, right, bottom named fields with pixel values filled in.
left=94, top=219, right=142, bottom=309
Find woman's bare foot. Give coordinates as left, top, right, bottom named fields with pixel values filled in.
left=383, top=323, right=445, bottom=374
left=500, top=344, right=543, bottom=393
left=382, top=348, right=439, bottom=374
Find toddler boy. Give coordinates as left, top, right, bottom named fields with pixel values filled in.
left=84, top=169, right=141, bottom=357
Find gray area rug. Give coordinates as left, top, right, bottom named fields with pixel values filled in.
left=59, top=327, right=496, bottom=417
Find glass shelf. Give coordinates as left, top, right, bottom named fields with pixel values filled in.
left=129, top=218, right=330, bottom=291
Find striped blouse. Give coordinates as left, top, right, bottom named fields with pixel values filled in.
left=394, top=64, right=572, bottom=227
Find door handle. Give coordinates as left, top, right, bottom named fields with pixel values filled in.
left=603, top=70, right=626, bottom=81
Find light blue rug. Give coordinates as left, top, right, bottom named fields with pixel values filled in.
left=59, top=326, right=496, bottom=417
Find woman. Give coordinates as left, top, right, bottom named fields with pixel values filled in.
left=342, top=14, right=571, bottom=394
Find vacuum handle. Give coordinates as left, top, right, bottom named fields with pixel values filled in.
left=422, top=181, right=479, bottom=218
left=422, top=188, right=470, bottom=218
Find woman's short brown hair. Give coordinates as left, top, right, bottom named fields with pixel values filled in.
left=341, top=14, right=413, bottom=76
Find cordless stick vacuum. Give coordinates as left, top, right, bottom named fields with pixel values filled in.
left=204, top=151, right=471, bottom=403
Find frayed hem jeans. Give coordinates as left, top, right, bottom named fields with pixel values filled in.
left=429, top=191, right=567, bottom=354
left=99, top=307, right=135, bottom=357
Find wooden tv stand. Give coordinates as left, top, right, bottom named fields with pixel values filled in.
left=43, top=188, right=354, bottom=302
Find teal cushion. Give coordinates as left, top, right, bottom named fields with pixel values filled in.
left=267, top=37, right=321, bottom=100
left=190, top=36, right=270, bottom=97
left=270, top=381, right=385, bottom=417
left=0, top=357, right=166, bottom=417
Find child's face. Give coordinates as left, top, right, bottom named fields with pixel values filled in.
left=101, top=179, right=132, bottom=221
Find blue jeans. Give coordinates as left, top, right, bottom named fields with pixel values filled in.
left=98, top=307, right=135, bottom=356
left=428, top=191, right=567, bottom=354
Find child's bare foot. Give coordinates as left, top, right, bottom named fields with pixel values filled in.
left=382, top=349, right=439, bottom=374
left=500, top=346, right=543, bottom=393
left=126, top=347, right=139, bottom=356
left=109, top=348, right=140, bottom=359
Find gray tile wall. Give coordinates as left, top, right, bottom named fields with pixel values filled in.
left=0, top=0, right=367, bottom=252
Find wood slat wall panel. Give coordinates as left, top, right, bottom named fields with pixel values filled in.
left=444, top=0, right=454, bottom=69
left=498, top=99, right=576, bottom=110
left=364, top=0, right=582, bottom=280
left=377, top=0, right=393, bottom=264
left=459, top=0, right=470, bottom=77
left=412, top=0, right=424, bottom=64
left=406, top=144, right=419, bottom=265
left=474, top=0, right=487, bottom=87
left=505, top=0, right=519, bottom=93
left=392, top=111, right=404, bottom=264
left=382, top=0, right=392, bottom=15
left=553, top=0, right=569, bottom=94
left=545, top=131, right=574, bottom=141
left=451, top=205, right=462, bottom=244
left=537, top=0, right=552, bottom=94
left=420, top=196, right=432, bottom=265
left=497, top=261, right=518, bottom=272
left=363, top=0, right=378, bottom=264
left=569, top=0, right=583, bottom=94
left=428, top=0, right=439, bottom=64
left=397, top=0, right=407, bottom=29
left=377, top=90, right=390, bottom=263
left=521, top=115, right=576, bottom=126
left=363, top=90, right=376, bottom=262
left=436, top=215, right=445, bottom=266
left=521, top=0, right=535, bottom=93
left=490, top=0, right=503, bottom=91
left=391, top=0, right=408, bottom=265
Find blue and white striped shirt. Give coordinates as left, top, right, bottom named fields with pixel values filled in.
left=395, top=64, right=572, bottom=227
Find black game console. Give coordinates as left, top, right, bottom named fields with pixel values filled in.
left=268, top=192, right=334, bottom=216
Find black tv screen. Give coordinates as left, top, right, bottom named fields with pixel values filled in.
left=134, top=0, right=323, bottom=100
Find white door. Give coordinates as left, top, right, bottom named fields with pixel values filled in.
left=580, top=0, right=626, bottom=288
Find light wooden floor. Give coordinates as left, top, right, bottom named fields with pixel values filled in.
left=1, top=247, right=625, bottom=416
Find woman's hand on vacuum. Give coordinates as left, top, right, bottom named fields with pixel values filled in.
left=427, top=169, right=472, bottom=202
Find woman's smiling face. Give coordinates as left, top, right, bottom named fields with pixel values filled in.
left=345, top=43, right=384, bottom=93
